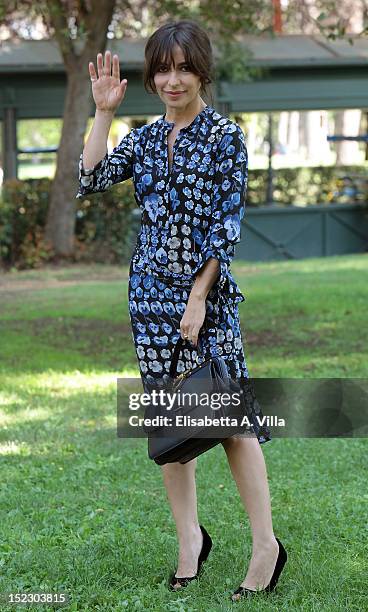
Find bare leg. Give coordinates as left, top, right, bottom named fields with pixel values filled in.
left=161, top=458, right=203, bottom=587
left=222, top=435, right=279, bottom=596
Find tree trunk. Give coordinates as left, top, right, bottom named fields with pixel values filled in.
left=288, top=110, right=299, bottom=153
left=306, top=111, right=324, bottom=162
left=45, top=0, right=116, bottom=258
left=335, top=109, right=362, bottom=165
left=278, top=111, right=289, bottom=151
left=44, top=69, right=93, bottom=257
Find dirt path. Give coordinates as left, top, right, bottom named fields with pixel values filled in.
left=0, top=263, right=128, bottom=293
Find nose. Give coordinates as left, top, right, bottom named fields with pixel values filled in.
left=167, top=70, right=181, bottom=87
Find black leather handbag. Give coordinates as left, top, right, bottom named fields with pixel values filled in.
left=146, top=335, right=249, bottom=465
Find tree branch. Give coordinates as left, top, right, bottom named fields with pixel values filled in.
left=45, top=0, right=76, bottom=68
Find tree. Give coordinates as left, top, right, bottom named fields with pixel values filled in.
left=43, top=1, right=117, bottom=257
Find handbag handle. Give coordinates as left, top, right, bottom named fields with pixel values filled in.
left=169, top=334, right=205, bottom=380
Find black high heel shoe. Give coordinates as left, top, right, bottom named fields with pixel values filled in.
left=168, top=525, right=212, bottom=591
left=231, top=537, right=287, bottom=601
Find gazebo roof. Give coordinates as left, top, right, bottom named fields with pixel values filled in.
left=0, top=34, right=367, bottom=115
left=0, top=34, right=367, bottom=73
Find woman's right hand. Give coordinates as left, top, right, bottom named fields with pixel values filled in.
left=89, top=50, right=127, bottom=113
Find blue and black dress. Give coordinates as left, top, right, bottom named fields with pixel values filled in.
left=77, top=105, right=271, bottom=444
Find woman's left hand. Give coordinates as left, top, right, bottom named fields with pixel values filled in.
left=180, top=295, right=206, bottom=347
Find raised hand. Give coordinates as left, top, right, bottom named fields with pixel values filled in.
left=89, top=50, right=127, bottom=113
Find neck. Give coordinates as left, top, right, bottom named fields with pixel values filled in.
left=165, top=97, right=207, bottom=128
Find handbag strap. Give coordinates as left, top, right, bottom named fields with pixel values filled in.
left=169, top=323, right=223, bottom=379
left=169, top=334, right=206, bottom=379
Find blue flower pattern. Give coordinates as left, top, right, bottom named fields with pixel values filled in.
left=77, top=106, right=271, bottom=444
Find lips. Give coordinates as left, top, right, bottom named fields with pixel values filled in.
left=165, top=91, right=185, bottom=96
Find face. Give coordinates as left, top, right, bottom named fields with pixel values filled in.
left=153, top=44, right=203, bottom=110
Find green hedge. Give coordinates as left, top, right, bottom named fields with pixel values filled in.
left=247, top=165, right=368, bottom=205
left=0, top=178, right=137, bottom=269
left=0, top=165, right=367, bottom=269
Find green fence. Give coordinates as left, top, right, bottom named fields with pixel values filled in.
left=130, top=202, right=368, bottom=262
left=239, top=203, right=368, bottom=261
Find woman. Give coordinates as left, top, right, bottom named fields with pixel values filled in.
left=77, top=19, right=287, bottom=601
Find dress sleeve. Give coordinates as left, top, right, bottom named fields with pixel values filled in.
left=193, top=122, right=248, bottom=304
left=76, top=128, right=136, bottom=199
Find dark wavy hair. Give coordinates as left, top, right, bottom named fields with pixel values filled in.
left=143, top=20, right=214, bottom=105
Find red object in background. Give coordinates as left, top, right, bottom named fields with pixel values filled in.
left=273, top=0, right=282, bottom=33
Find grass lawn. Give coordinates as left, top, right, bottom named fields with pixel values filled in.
left=0, top=255, right=367, bottom=611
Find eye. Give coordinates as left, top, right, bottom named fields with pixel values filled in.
left=157, top=64, right=190, bottom=73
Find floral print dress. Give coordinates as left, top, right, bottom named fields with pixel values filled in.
left=77, top=105, right=271, bottom=444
